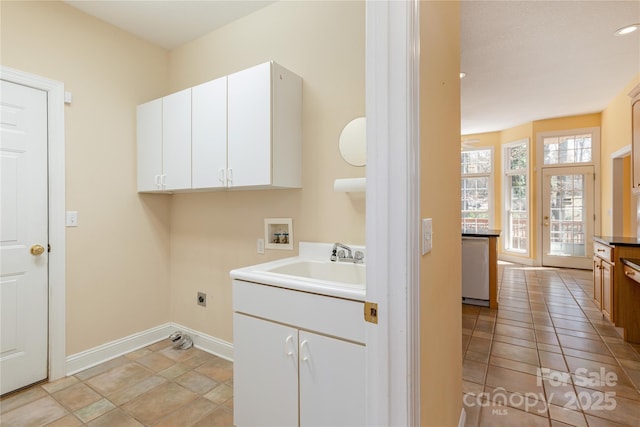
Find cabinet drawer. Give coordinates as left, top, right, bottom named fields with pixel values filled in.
left=624, top=265, right=640, bottom=284
left=233, top=280, right=365, bottom=344
left=594, top=242, right=613, bottom=262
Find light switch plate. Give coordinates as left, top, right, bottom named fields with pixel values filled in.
left=422, top=218, right=432, bottom=255
left=66, top=211, right=78, bottom=227
left=257, top=238, right=265, bottom=254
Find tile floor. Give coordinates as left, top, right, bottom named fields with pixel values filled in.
left=4, top=263, right=640, bottom=427
left=463, top=262, right=640, bottom=427
left=0, top=340, right=234, bottom=426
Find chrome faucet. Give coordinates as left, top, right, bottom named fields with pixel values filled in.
left=330, top=243, right=364, bottom=264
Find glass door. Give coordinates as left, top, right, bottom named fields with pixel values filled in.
left=541, top=166, right=594, bottom=269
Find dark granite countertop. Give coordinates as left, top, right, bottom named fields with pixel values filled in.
left=593, top=236, right=640, bottom=247
left=462, top=229, right=501, bottom=238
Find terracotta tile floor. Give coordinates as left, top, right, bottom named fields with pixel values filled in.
left=463, top=262, right=640, bottom=427
left=0, top=340, right=233, bottom=426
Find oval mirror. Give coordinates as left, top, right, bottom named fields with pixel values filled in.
left=339, top=117, right=366, bottom=167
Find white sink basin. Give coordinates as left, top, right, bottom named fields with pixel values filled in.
left=266, top=260, right=365, bottom=286
left=230, top=242, right=366, bottom=301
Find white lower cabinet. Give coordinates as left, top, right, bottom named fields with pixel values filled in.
left=233, top=313, right=298, bottom=427
left=298, top=330, right=365, bottom=427
left=233, top=280, right=365, bottom=427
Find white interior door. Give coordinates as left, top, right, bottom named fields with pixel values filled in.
left=1, top=80, right=49, bottom=394
left=541, top=166, right=595, bottom=269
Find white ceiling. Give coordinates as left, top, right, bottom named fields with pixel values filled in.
left=461, top=0, right=640, bottom=135
left=64, top=1, right=275, bottom=50
left=64, top=1, right=640, bottom=136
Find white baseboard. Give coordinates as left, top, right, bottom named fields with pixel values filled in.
left=172, top=323, right=234, bottom=362
left=459, top=407, right=466, bottom=427
left=65, top=322, right=233, bottom=376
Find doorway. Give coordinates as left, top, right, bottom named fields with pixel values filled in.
left=0, top=66, right=66, bottom=391
left=537, top=128, right=600, bottom=269
left=611, top=146, right=637, bottom=237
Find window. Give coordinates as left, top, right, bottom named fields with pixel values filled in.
left=543, top=134, right=592, bottom=165
left=461, top=148, right=492, bottom=230
left=503, top=140, right=529, bottom=254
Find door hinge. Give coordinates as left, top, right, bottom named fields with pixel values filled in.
left=48, top=244, right=51, bottom=253
left=364, top=301, right=378, bottom=324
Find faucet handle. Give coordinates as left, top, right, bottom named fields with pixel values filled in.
left=330, top=249, right=338, bottom=262
left=354, top=251, right=364, bottom=264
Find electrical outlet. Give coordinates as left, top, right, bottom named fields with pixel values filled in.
left=257, top=238, right=265, bottom=254
left=197, top=292, right=206, bottom=307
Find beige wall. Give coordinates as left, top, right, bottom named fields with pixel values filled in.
left=1, top=1, right=172, bottom=355
left=166, top=1, right=366, bottom=342
left=601, top=74, right=640, bottom=236
left=420, top=1, right=462, bottom=425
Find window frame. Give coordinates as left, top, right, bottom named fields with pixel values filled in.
left=502, top=139, right=530, bottom=256
left=461, top=147, right=494, bottom=230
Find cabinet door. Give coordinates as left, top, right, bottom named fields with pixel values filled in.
left=136, top=99, right=162, bottom=192
left=192, top=77, right=227, bottom=189
left=233, top=313, right=298, bottom=427
left=602, top=261, right=613, bottom=321
left=228, top=62, right=272, bottom=188
left=299, top=331, right=365, bottom=427
left=162, top=88, right=191, bottom=190
left=593, top=256, right=602, bottom=309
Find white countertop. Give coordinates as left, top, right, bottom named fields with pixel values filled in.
left=230, top=242, right=366, bottom=301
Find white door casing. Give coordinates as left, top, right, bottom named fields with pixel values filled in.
left=0, top=80, right=49, bottom=394
left=366, top=0, right=421, bottom=425
left=1, top=66, right=66, bottom=385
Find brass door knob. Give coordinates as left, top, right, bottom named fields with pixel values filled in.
left=30, top=244, right=45, bottom=256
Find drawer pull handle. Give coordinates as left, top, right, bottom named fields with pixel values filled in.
left=626, top=270, right=636, bottom=276
left=597, top=249, right=605, bottom=252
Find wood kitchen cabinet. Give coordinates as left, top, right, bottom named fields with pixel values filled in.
left=592, top=237, right=640, bottom=330
left=593, top=241, right=617, bottom=322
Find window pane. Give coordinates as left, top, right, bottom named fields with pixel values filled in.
left=507, top=173, right=528, bottom=252
left=507, top=144, right=527, bottom=171
left=461, top=176, right=489, bottom=230
left=543, top=134, right=592, bottom=165
left=461, top=149, right=491, bottom=174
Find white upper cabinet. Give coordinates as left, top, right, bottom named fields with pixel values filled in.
left=192, top=76, right=227, bottom=189
left=137, top=61, right=302, bottom=193
left=136, top=98, right=162, bottom=192
left=136, top=88, right=191, bottom=192
left=162, top=88, right=192, bottom=191
left=228, top=61, right=302, bottom=189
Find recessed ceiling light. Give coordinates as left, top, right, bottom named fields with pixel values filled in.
left=614, top=24, right=640, bottom=36
left=460, top=72, right=467, bottom=79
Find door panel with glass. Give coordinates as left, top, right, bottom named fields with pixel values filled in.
left=542, top=166, right=594, bottom=269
